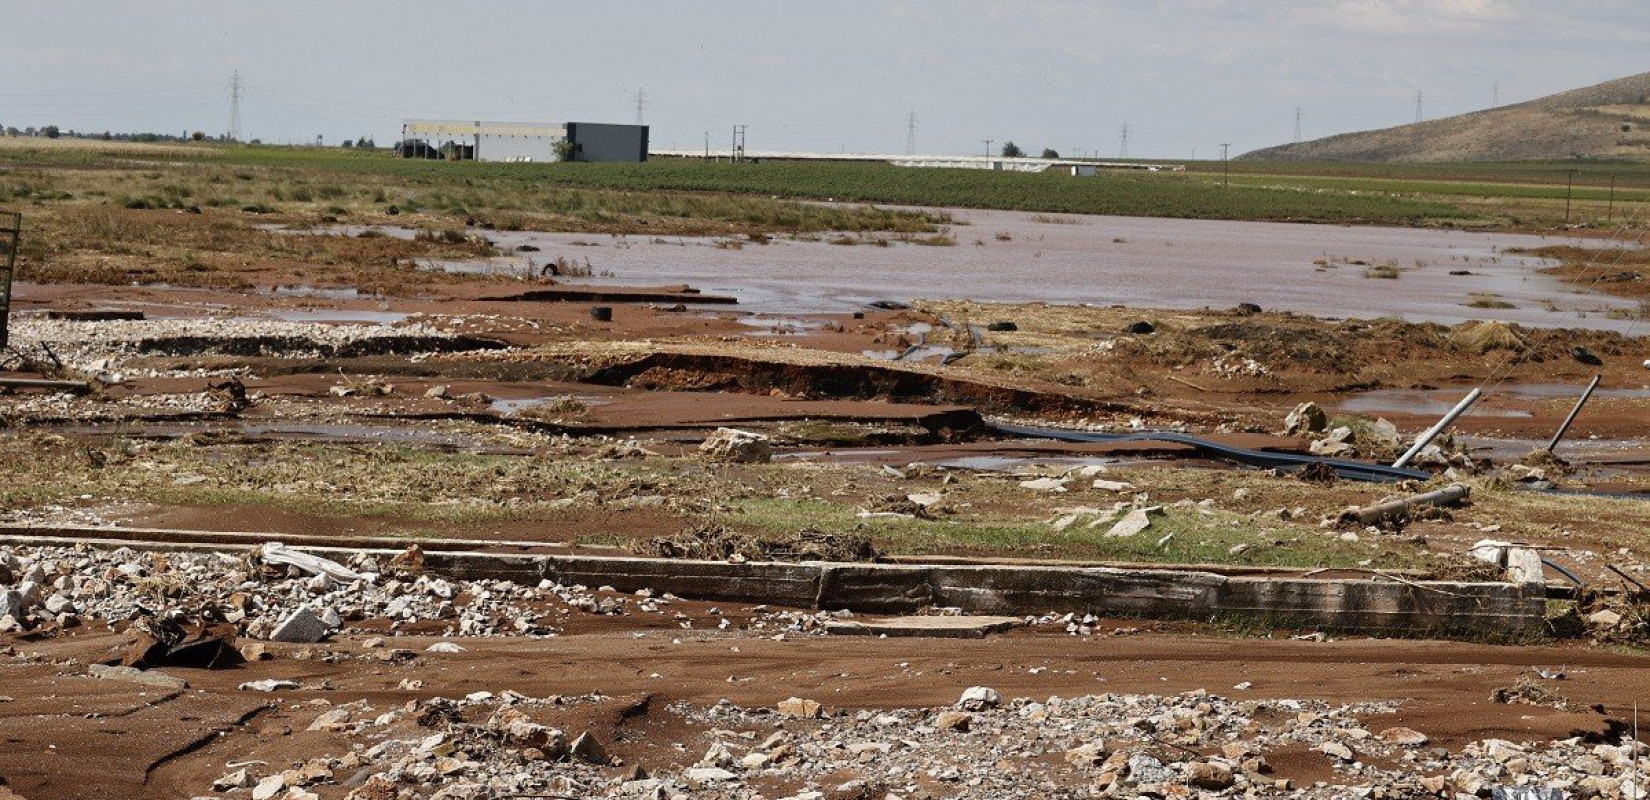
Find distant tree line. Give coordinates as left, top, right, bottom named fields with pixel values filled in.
left=996, top=141, right=1064, bottom=159
left=0, top=124, right=377, bottom=149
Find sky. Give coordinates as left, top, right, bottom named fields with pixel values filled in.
left=4, top=1, right=1647, bottom=159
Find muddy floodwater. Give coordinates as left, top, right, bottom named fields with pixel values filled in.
left=285, top=208, right=1636, bottom=329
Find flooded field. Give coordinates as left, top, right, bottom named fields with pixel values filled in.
left=286, top=209, right=1635, bottom=328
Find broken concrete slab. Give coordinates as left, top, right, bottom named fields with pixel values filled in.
left=87, top=663, right=188, bottom=691
left=269, top=606, right=331, bottom=643
left=1505, top=548, right=1546, bottom=586
left=1105, top=507, right=1161, bottom=538
left=825, top=615, right=1022, bottom=639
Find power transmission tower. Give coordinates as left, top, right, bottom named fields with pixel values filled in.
left=1118, top=123, right=1129, bottom=159
left=731, top=125, right=746, bottom=161
left=227, top=71, right=243, bottom=142
left=1414, top=90, right=1424, bottom=123
left=905, top=110, right=917, bottom=155
left=634, top=88, right=647, bottom=125
left=983, top=139, right=993, bottom=158
left=1493, top=81, right=1500, bottom=108
left=1219, top=143, right=1231, bottom=188
left=1294, top=107, right=1302, bottom=143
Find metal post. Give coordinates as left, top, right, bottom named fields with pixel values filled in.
left=1392, top=388, right=1481, bottom=469
left=0, top=210, right=20, bottom=352
left=1545, top=374, right=1601, bottom=452
left=1608, top=174, right=1616, bottom=224
left=1565, top=169, right=1576, bottom=224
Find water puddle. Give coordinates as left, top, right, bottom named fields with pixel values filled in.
left=736, top=316, right=826, bottom=336
left=932, top=455, right=1131, bottom=471
left=489, top=395, right=609, bottom=415
left=1342, top=382, right=1650, bottom=419
left=265, top=286, right=364, bottom=300
left=267, top=309, right=410, bottom=324
left=862, top=346, right=959, bottom=362
left=1340, top=390, right=1532, bottom=418
left=264, top=215, right=1637, bottom=330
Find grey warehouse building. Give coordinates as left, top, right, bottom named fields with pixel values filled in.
left=399, top=119, right=648, bottom=163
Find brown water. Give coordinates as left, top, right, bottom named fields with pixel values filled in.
left=277, top=211, right=1635, bottom=330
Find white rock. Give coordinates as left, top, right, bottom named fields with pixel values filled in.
left=957, top=686, right=1000, bottom=711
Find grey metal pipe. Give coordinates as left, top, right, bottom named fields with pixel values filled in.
left=1339, top=483, right=1471, bottom=527
left=1545, top=374, right=1601, bottom=452
left=1392, top=388, right=1481, bottom=469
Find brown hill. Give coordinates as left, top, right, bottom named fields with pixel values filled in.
left=1241, top=72, right=1650, bottom=163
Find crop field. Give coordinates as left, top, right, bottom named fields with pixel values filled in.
left=1, top=141, right=1466, bottom=226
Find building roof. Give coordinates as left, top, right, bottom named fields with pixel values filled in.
left=402, top=119, right=567, bottom=139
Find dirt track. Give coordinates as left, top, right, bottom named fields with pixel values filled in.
left=5, top=614, right=1648, bottom=800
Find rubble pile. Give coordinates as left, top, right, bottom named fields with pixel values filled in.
left=201, top=686, right=1650, bottom=800
left=0, top=543, right=846, bottom=645
left=7, top=316, right=484, bottom=379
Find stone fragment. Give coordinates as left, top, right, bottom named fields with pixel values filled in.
left=269, top=606, right=330, bottom=643
left=1379, top=726, right=1430, bottom=746
left=777, top=697, right=823, bottom=718
left=1186, top=761, right=1235, bottom=790
left=1105, top=507, right=1160, bottom=538
left=1320, top=742, right=1354, bottom=761
left=957, top=686, right=1000, bottom=711
left=307, top=707, right=352, bottom=732
left=88, top=663, right=188, bottom=691
left=1589, top=609, right=1624, bottom=629
left=699, top=428, right=773, bottom=464
left=683, top=767, right=739, bottom=787
left=213, top=768, right=253, bottom=790
left=1284, top=402, right=1328, bottom=435
left=250, top=774, right=285, bottom=800
left=934, top=711, right=972, bottom=731
left=1065, top=741, right=1108, bottom=767
left=1127, top=753, right=1173, bottom=784
left=570, top=730, right=610, bottom=765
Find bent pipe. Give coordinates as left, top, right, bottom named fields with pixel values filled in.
left=989, top=421, right=1432, bottom=483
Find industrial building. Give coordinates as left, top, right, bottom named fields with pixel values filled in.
left=398, top=119, right=648, bottom=163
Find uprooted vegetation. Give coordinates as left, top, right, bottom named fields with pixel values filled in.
left=1520, top=243, right=1650, bottom=300
left=915, top=300, right=1641, bottom=399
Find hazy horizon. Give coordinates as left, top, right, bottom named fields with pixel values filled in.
left=5, top=1, right=1647, bottom=159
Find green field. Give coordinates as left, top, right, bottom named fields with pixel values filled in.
left=0, top=141, right=1462, bottom=227
left=5, top=138, right=1649, bottom=229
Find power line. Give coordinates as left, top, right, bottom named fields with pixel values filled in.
left=227, top=71, right=243, bottom=142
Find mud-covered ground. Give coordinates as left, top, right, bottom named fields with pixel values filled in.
left=5, top=151, right=1650, bottom=798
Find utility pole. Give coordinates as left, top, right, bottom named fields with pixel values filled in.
left=1608, top=173, right=1617, bottom=224
left=1118, top=123, right=1129, bottom=159
left=227, top=71, right=243, bottom=142
left=1565, top=168, right=1577, bottom=224
left=905, top=110, right=917, bottom=155
left=1415, top=90, right=1424, bottom=123
left=731, top=125, right=746, bottom=162
left=1220, top=143, right=1231, bottom=188
left=983, top=139, right=993, bottom=158
left=633, top=88, right=647, bottom=125
left=1294, top=107, right=1302, bottom=143
left=703, top=131, right=709, bottom=159
left=1493, top=81, right=1500, bottom=108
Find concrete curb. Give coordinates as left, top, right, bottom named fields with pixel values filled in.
left=0, top=531, right=1544, bottom=639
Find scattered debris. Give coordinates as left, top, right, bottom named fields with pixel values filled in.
left=699, top=427, right=774, bottom=464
